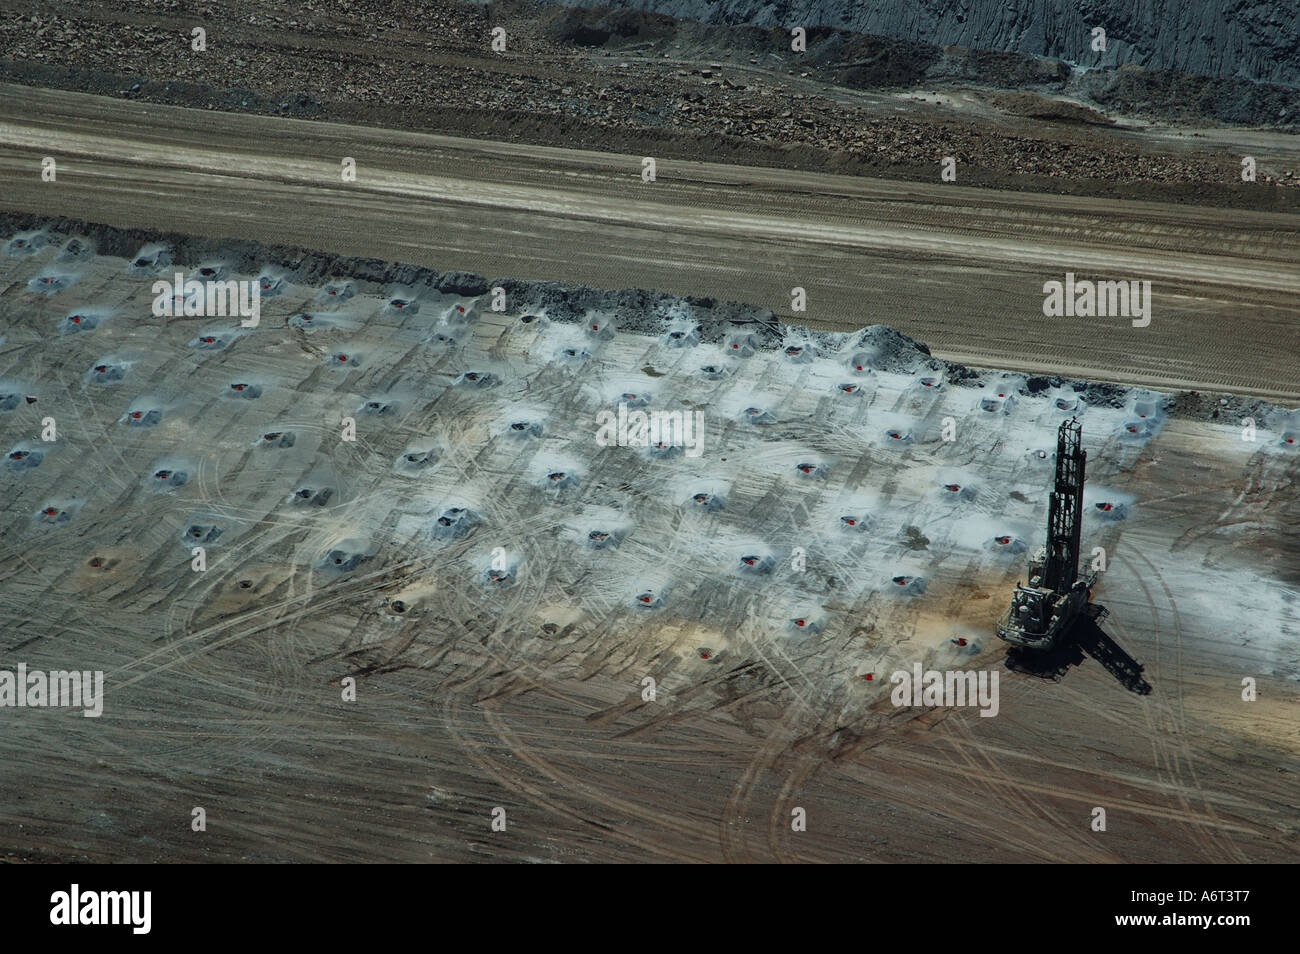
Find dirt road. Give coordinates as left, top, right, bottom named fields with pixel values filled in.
left=2, top=84, right=1297, bottom=400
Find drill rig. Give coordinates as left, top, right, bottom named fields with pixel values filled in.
left=997, top=418, right=1095, bottom=651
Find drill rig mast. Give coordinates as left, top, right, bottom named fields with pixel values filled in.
left=997, top=418, right=1095, bottom=650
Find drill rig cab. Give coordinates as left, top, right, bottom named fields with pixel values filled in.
left=998, top=418, right=1096, bottom=651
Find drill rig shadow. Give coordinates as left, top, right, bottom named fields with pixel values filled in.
left=997, top=419, right=1152, bottom=696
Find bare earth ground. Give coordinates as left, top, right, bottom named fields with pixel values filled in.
left=0, top=229, right=1295, bottom=864
left=0, top=1, right=1296, bottom=865
left=2, top=86, right=1298, bottom=401
left=1, top=0, right=1298, bottom=207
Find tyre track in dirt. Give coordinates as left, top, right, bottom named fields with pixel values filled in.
left=1125, top=546, right=1253, bottom=863
left=2, top=85, right=1297, bottom=401
left=1110, top=553, right=1242, bottom=862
